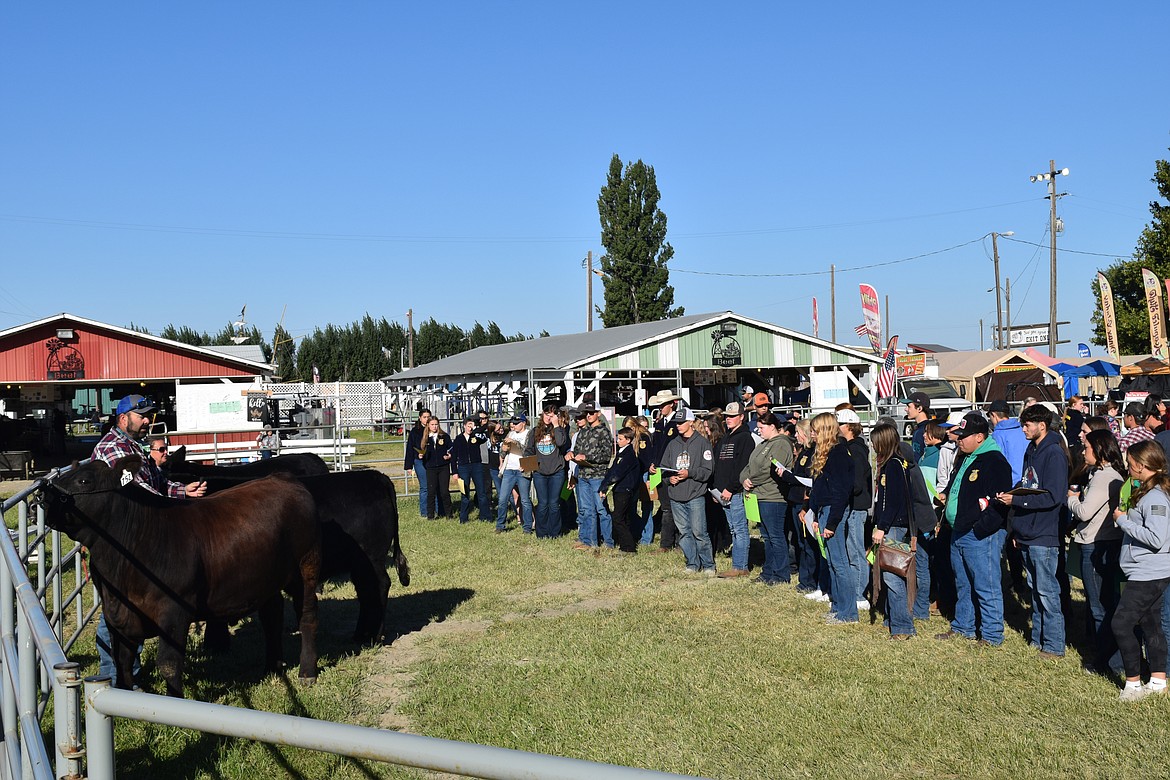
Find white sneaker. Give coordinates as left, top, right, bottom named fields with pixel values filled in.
left=817, top=592, right=831, bottom=602
left=857, top=599, right=871, bottom=611
left=803, top=589, right=824, bottom=601
left=1120, top=685, right=1152, bottom=702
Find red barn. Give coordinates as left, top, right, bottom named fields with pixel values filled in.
left=0, top=313, right=273, bottom=465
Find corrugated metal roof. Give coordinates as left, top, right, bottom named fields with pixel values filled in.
left=205, top=344, right=268, bottom=363
left=384, top=311, right=881, bottom=384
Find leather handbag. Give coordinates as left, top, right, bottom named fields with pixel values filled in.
left=869, top=459, right=919, bottom=610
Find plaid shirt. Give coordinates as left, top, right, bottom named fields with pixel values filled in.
left=1118, top=425, right=1155, bottom=455
left=92, top=426, right=184, bottom=498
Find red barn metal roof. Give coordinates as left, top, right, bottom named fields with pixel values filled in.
left=0, top=313, right=272, bottom=383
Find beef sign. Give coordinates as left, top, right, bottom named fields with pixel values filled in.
left=169, top=457, right=411, bottom=644
left=42, top=457, right=321, bottom=697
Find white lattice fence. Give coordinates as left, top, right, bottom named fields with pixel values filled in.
left=262, top=381, right=388, bottom=428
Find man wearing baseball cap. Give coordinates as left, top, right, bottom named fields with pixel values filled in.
left=936, top=412, right=1013, bottom=646
left=91, top=393, right=208, bottom=687
left=656, top=407, right=716, bottom=574
left=988, top=400, right=1026, bottom=484
left=713, top=402, right=754, bottom=577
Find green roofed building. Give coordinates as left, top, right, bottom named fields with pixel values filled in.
left=382, top=312, right=882, bottom=422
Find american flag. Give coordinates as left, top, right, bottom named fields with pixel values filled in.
left=854, top=323, right=869, bottom=338
left=875, top=336, right=899, bottom=400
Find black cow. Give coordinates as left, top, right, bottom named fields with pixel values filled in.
left=168, top=462, right=411, bottom=644
left=42, top=457, right=321, bottom=697
left=169, top=446, right=329, bottom=480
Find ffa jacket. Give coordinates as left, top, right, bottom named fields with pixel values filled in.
left=844, top=436, right=873, bottom=511
left=947, top=440, right=1013, bottom=539
left=808, top=443, right=854, bottom=533
left=600, top=443, right=641, bottom=494
left=421, top=431, right=452, bottom=468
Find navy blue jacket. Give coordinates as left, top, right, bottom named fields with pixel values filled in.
left=808, top=444, right=854, bottom=533
left=601, top=444, right=641, bottom=494
left=1011, top=431, right=1070, bottom=547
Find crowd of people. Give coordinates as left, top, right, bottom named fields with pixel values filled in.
left=406, top=387, right=1170, bottom=701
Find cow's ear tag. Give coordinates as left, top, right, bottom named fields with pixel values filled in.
left=120, top=470, right=134, bottom=487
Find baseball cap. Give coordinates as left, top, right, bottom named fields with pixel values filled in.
left=938, top=411, right=967, bottom=429
left=907, top=392, right=931, bottom=410
left=952, top=412, right=990, bottom=439
left=751, top=392, right=771, bottom=409
left=678, top=408, right=696, bottom=422
left=725, top=401, right=746, bottom=417
left=115, top=395, right=155, bottom=416
left=742, top=385, right=754, bottom=395
left=835, top=408, right=861, bottom=425
left=578, top=401, right=598, bottom=414
left=987, top=400, right=1011, bottom=415
left=509, top=412, right=528, bottom=425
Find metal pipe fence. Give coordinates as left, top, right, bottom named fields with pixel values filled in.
left=1, top=463, right=700, bottom=779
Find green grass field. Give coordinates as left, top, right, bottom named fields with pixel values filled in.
left=12, top=489, right=1170, bottom=778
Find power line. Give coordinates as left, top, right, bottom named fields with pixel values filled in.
left=1001, top=235, right=1129, bottom=258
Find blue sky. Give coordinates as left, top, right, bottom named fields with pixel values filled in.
left=1, top=3, right=1166, bottom=358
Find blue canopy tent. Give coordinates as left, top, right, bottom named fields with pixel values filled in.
left=1023, top=348, right=1120, bottom=398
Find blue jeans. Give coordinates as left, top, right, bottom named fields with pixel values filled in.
left=575, top=476, right=612, bottom=547
left=1021, top=543, right=1065, bottom=655
left=881, top=527, right=916, bottom=636
left=913, top=533, right=934, bottom=620
left=726, top=493, right=750, bottom=571
left=96, top=613, right=141, bottom=686
left=496, top=469, right=533, bottom=532
left=951, top=529, right=1007, bottom=644
left=757, top=501, right=790, bottom=583
left=1080, top=541, right=1122, bottom=670
left=845, top=509, right=868, bottom=600
left=532, top=471, right=566, bottom=539
left=412, top=460, right=429, bottom=516
left=821, top=507, right=858, bottom=621
left=673, top=496, right=714, bottom=571
left=457, top=463, right=490, bottom=523
left=796, top=507, right=822, bottom=591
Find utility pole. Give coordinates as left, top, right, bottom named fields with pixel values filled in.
left=406, top=308, right=414, bottom=368
left=585, top=250, right=593, bottom=332
left=1031, top=161, right=1069, bottom=357
left=830, top=264, right=836, bottom=343
left=989, top=231, right=1013, bottom=348
left=980, top=318, right=984, bottom=351
left=1004, top=278, right=1012, bottom=350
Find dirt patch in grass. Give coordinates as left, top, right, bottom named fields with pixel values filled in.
left=367, top=583, right=622, bottom=731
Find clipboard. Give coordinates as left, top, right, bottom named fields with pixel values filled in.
left=519, top=455, right=539, bottom=473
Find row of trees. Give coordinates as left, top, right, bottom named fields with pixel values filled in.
left=1091, top=147, right=1170, bottom=355
left=138, top=316, right=538, bottom=382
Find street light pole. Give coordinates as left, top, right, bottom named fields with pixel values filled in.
left=1030, top=161, right=1069, bottom=357
left=989, top=231, right=1013, bottom=349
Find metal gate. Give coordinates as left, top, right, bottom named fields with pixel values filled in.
left=0, top=473, right=700, bottom=779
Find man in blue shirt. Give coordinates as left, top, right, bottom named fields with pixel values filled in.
left=989, top=400, right=1027, bottom=484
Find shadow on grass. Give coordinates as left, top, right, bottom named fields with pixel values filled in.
left=108, top=587, right=476, bottom=778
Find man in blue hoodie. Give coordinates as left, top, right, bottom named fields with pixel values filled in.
left=989, top=400, right=1027, bottom=484
left=997, top=404, right=1069, bottom=659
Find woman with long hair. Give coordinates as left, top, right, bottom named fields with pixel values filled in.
left=624, top=415, right=655, bottom=546
left=421, top=416, right=454, bottom=519
left=1070, top=428, right=1125, bottom=675
left=784, top=418, right=822, bottom=596
left=1108, top=440, right=1170, bottom=700
left=806, top=412, right=857, bottom=623
left=531, top=403, right=569, bottom=538
left=870, top=423, right=917, bottom=639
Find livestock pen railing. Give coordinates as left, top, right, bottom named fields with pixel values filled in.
left=1, top=470, right=701, bottom=779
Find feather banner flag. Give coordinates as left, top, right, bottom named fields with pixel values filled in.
left=1097, top=272, right=1119, bottom=361
left=812, top=297, right=819, bottom=339
left=1142, top=268, right=1168, bottom=360
left=876, top=336, right=899, bottom=400
left=859, top=284, right=882, bottom=354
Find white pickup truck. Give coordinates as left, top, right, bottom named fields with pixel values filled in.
left=878, top=376, right=971, bottom=436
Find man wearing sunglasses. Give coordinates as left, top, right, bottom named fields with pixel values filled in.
left=92, top=395, right=207, bottom=499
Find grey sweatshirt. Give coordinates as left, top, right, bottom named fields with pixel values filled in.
left=1067, top=466, right=1123, bottom=544
left=1117, top=486, right=1170, bottom=581
left=660, top=432, right=714, bottom=503
left=740, top=435, right=794, bottom=504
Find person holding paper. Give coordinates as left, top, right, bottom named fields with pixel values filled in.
left=421, top=416, right=454, bottom=519
left=996, top=405, right=1069, bottom=658
left=532, top=404, right=569, bottom=539
left=567, top=402, right=614, bottom=550
left=806, top=412, right=857, bottom=623
left=452, top=416, right=490, bottom=523
left=647, top=391, right=684, bottom=554
left=658, top=408, right=716, bottom=574
left=495, top=414, right=535, bottom=534
left=741, top=411, right=794, bottom=585
left=599, top=427, right=642, bottom=553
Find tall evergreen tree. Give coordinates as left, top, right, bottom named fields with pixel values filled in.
left=596, top=154, right=682, bottom=327
left=1092, top=148, right=1170, bottom=354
